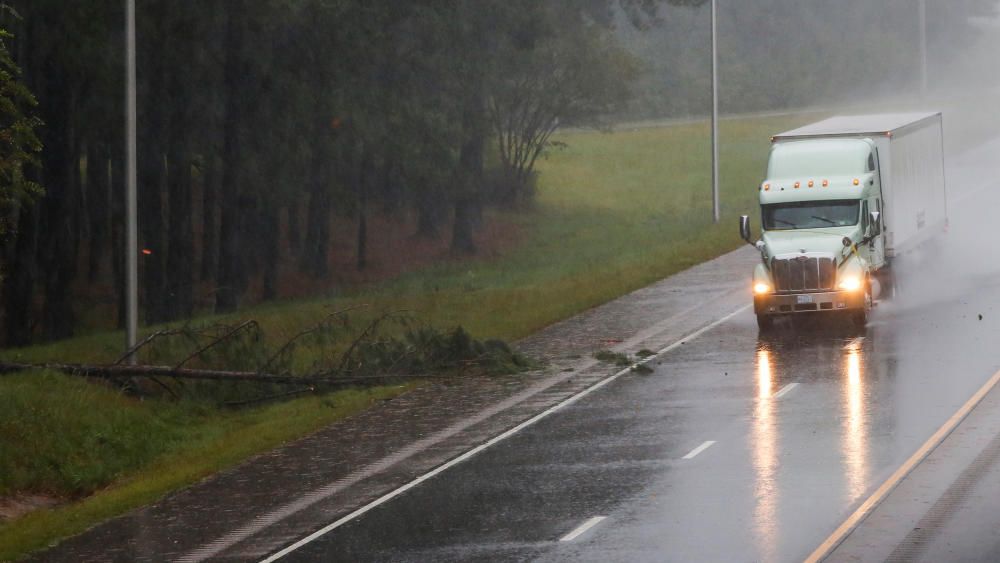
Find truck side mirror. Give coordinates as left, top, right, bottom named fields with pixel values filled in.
left=869, top=211, right=881, bottom=236
left=739, top=215, right=752, bottom=244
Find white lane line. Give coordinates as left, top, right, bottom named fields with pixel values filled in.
left=773, top=382, right=799, bottom=399
left=682, top=440, right=716, bottom=460
left=257, top=304, right=751, bottom=562
left=559, top=516, right=607, bottom=542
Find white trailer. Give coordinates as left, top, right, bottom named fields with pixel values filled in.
left=771, top=112, right=947, bottom=257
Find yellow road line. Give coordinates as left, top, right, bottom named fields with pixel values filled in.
left=805, top=367, right=1000, bottom=563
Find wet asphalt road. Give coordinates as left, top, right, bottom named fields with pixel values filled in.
left=267, top=140, right=1000, bottom=563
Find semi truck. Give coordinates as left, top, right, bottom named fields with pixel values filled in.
left=739, top=112, right=947, bottom=329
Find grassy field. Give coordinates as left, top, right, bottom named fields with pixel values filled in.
left=0, top=114, right=816, bottom=559
left=0, top=371, right=415, bottom=559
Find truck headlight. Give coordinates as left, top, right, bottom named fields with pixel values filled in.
left=754, top=282, right=772, bottom=294
left=838, top=276, right=862, bottom=291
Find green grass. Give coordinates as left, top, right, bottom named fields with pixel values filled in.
left=0, top=370, right=414, bottom=560
left=0, top=114, right=817, bottom=559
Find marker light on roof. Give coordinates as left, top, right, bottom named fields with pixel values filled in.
left=763, top=183, right=770, bottom=191
left=822, top=179, right=829, bottom=187
left=808, top=180, right=814, bottom=187
left=794, top=181, right=801, bottom=189
left=853, top=178, right=860, bottom=186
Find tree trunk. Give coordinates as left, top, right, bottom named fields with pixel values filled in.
left=2, top=203, right=39, bottom=345
left=451, top=196, right=477, bottom=255
left=415, top=184, right=444, bottom=239
left=286, top=195, right=301, bottom=256
left=216, top=2, right=248, bottom=313
left=110, top=151, right=126, bottom=329
left=200, top=154, right=219, bottom=282
left=165, top=149, right=194, bottom=321
left=138, top=148, right=167, bottom=324
left=356, top=149, right=370, bottom=271
left=86, top=143, right=109, bottom=281
left=299, top=136, right=332, bottom=278
left=261, top=204, right=280, bottom=300
left=451, top=95, right=485, bottom=255
left=40, top=100, right=79, bottom=341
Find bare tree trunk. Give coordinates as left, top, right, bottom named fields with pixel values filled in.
left=2, top=203, right=39, bottom=345
left=451, top=94, right=485, bottom=255
left=355, top=148, right=370, bottom=271
left=110, top=152, right=126, bottom=329
left=216, top=2, right=248, bottom=313
left=300, top=135, right=332, bottom=278
left=287, top=198, right=301, bottom=256
left=200, top=154, right=219, bottom=282
left=165, top=150, right=194, bottom=321
left=415, top=182, right=444, bottom=239
left=86, top=143, right=109, bottom=281
left=41, top=99, right=80, bottom=341
left=261, top=204, right=280, bottom=300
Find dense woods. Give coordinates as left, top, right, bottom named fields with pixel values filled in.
left=0, top=0, right=994, bottom=346
left=0, top=0, right=659, bottom=346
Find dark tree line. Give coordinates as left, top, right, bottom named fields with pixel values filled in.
left=0, top=0, right=681, bottom=346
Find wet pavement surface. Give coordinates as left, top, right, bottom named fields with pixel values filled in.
left=34, top=136, right=1000, bottom=562
left=275, top=139, right=1000, bottom=562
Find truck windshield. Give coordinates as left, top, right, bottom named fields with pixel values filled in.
left=762, top=199, right=860, bottom=230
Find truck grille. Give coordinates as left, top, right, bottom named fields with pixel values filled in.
left=771, top=256, right=836, bottom=292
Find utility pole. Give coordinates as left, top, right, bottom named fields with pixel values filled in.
left=919, top=0, right=927, bottom=97
left=125, top=0, right=139, bottom=364
left=710, top=0, right=720, bottom=223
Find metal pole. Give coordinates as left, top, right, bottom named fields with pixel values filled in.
left=919, top=0, right=927, bottom=97
left=711, top=0, right=720, bottom=223
left=125, top=0, right=139, bottom=364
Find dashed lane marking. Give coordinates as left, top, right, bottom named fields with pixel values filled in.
left=682, top=440, right=717, bottom=460
left=559, top=516, right=607, bottom=542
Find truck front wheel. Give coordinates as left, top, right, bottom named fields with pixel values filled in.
left=756, top=314, right=774, bottom=331
left=850, top=283, right=873, bottom=328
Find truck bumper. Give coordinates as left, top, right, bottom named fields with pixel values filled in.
left=754, top=290, right=866, bottom=315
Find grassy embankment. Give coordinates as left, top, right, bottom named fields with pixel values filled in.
left=0, top=113, right=814, bottom=559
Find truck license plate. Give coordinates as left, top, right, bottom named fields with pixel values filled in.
left=796, top=294, right=813, bottom=304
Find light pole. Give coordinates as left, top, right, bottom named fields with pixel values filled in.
left=919, top=0, right=927, bottom=97
left=710, top=0, right=720, bottom=223
left=125, top=0, right=138, bottom=363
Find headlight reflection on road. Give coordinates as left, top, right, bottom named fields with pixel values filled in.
left=752, top=347, right=778, bottom=561
left=757, top=348, right=773, bottom=398
left=842, top=347, right=869, bottom=501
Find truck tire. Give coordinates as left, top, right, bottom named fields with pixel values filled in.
left=851, top=283, right=873, bottom=328
left=756, top=314, right=774, bottom=331
left=851, top=309, right=867, bottom=329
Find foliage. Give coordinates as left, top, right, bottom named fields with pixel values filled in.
left=0, top=27, right=41, bottom=243
left=488, top=15, right=638, bottom=203
left=594, top=349, right=632, bottom=367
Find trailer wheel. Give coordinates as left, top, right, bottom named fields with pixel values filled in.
left=756, top=314, right=774, bottom=331
left=882, top=267, right=898, bottom=300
